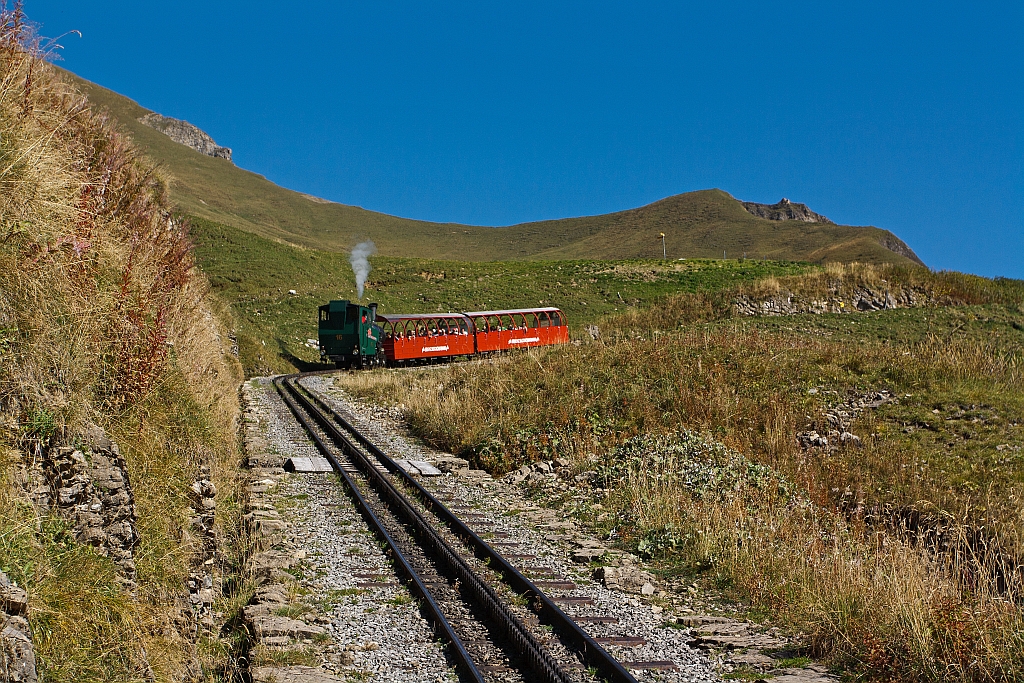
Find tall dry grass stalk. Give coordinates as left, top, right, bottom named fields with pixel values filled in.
left=0, top=7, right=243, bottom=680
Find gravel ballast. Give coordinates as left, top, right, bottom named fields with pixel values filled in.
left=242, top=373, right=835, bottom=683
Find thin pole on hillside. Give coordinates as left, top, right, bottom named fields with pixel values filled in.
left=659, top=233, right=666, bottom=259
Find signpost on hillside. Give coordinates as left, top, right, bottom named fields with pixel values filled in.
left=659, top=232, right=666, bottom=258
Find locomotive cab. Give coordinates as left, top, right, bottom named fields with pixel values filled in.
left=318, top=300, right=384, bottom=368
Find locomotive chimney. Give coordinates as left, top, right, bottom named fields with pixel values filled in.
left=369, top=303, right=378, bottom=321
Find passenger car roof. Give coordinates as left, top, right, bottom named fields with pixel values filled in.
left=462, top=307, right=562, bottom=317
left=376, top=313, right=470, bottom=322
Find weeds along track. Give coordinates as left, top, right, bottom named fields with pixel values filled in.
left=275, top=373, right=640, bottom=683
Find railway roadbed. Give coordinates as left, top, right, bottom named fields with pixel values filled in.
left=238, top=374, right=836, bottom=683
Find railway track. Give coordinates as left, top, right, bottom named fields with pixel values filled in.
left=274, top=372, right=640, bottom=683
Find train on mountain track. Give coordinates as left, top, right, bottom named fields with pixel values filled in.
left=317, top=300, right=569, bottom=369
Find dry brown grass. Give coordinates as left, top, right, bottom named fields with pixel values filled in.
left=610, top=435, right=1023, bottom=681
left=338, top=267, right=1024, bottom=681
left=0, top=9, right=243, bottom=680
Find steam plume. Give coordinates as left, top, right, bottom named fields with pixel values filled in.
left=349, top=241, right=377, bottom=299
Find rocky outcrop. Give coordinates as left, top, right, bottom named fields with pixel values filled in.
left=796, top=390, right=894, bottom=453
left=742, top=198, right=833, bottom=224
left=733, top=281, right=935, bottom=317
left=742, top=198, right=925, bottom=265
left=877, top=234, right=926, bottom=265
left=594, top=564, right=657, bottom=595
left=0, top=571, right=36, bottom=683
left=139, top=113, right=232, bottom=161
left=42, top=426, right=140, bottom=581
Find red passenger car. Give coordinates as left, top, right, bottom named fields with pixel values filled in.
left=465, top=307, right=569, bottom=353
left=377, top=313, right=475, bottom=364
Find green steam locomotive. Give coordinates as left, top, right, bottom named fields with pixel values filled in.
left=317, top=300, right=385, bottom=368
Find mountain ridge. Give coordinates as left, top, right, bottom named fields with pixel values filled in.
left=60, top=68, right=924, bottom=267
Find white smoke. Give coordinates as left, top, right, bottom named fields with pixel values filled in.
left=349, top=240, right=377, bottom=299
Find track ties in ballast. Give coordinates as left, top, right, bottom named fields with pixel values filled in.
left=274, top=372, right=642, bottom=683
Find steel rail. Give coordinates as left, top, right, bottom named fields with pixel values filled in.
left=272, top=376, right=486, bottom=683
left=294, top=374, right=640, bottom=683
left=279, top=375, right=573, bottom=683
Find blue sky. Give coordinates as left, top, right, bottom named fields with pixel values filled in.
left=28, top=1, right=1023, bottom=277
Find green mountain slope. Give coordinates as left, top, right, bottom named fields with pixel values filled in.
left=64, top=69, right=924, bottom=266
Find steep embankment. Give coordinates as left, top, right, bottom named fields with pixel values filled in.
left=65, top=70, right=923, bottom=267
left=1, top=13, right=243, bottom=681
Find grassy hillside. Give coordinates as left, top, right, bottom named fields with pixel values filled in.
left=190, top=217, right=811, bottom=375
left=65, top=70, right=923, bottom=266
left=337, top=264, right=1024, bottom=682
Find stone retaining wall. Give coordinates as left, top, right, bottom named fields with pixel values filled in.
left=0, top=572, right=35, bottom=683
left=41, top=426, right=140, bottom=581
left=734, top=283, right=935, bottom=317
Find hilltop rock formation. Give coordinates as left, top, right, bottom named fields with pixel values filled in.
left=139, top=113, right=232, bottom=161
left=742, top=197, right=834, bottom=224
left=740, top=197, right=925, bottom=264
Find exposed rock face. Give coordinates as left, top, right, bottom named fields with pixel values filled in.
left=733, top=281, right=936, bottom=317
left=42, top=426, right=140, bottom=581
left=742, top=197, right=834, bottom=224
left=877, top=234, right=926, bottom=265
left=0, top=571, right=36, bottom=683
left=139, top=113, right=232, bottom=161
